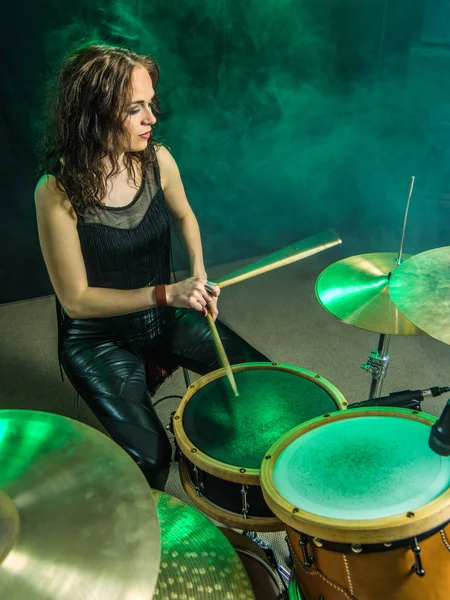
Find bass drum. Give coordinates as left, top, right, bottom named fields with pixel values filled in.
left=173, top=362, right=347, bottom=531
left=260, top=407, right=450, bottom=600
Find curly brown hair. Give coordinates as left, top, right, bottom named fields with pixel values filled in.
left=37, top=42, right=162, bottom=215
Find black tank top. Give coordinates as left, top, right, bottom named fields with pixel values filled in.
left=76, top=159, right=171, bottom=291
left=56, top=157, right=173, bottom=343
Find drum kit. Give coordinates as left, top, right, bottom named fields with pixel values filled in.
left=1, top=206, right=450, bottom=598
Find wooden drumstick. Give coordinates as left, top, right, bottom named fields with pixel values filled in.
left=210, top=228, right=342, bottom=290
left=204, top=310, right=239, bottom=397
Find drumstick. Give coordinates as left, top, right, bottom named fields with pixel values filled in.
left=204, top=311, right=239, bottom=397
left=210, top=228, right=342, bottom=290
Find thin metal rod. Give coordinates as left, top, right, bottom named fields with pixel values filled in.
left=377, top=333, right=390, bottom=355
left=397, top=176, right=415, bottom=266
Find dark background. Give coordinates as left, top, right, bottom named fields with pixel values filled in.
left=2, top=0, right=449, bottom=304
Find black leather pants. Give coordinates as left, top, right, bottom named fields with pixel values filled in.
left=60, top=308, right=269, bottom=490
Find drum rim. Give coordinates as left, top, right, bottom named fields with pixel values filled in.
left=260, top=407, right=450, bottom=544
left=173, top=362, right=348, bottom=485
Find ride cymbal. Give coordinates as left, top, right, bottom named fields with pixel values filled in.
left=153, top=490, right=255, bottom=600
left=0, top=410, right=160, bottom=600
left=390, top=246, right=450, bottom=346
left=316, top=253, right=423, bottom=335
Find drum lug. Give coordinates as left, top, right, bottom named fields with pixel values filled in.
left=411, top=537, right=426, bottom=577
left=166, top=410, right=176, bottom=434
left=192, top=465, right=204, bottom=497
left=298, top=534, right=314, bottom=568
left=241, top=484, right=250, bottom=519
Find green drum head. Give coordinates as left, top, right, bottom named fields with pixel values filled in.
left=273, top=414, right=450, bottom=520
left=183, top=367, right=340, bottom=469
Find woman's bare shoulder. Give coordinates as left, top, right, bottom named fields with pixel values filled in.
left=35, top=174, right=76, bottom=218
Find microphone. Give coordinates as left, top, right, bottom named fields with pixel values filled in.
left=429, top=399, right=450, bottom=456
left=349, top=387, right=450, bottom=411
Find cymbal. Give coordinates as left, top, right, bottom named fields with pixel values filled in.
left=316, top=252, right=423, bottom=335
left=0, top=410, right=160, bottom=600
left=390, top=246, right=450, bottom=346
left=152, top=490, right=255, bottom=600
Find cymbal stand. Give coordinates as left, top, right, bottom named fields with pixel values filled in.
left=361, top=334, right=391, bottom=399
left=360, top=176, right=415, bottom=399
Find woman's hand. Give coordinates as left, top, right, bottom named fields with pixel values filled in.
left=166, top=277, right=220, bottom=318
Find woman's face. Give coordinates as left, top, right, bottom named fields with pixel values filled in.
left=122, top=65, right=157, bottom=152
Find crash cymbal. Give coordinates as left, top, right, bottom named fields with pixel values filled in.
left=153, top=490, right=255, bottom=600
left=316, top=252, right=423, bottom=335
left=390, top=246, right=450, bottom=346
left=0, top=409, right=160, bottom=600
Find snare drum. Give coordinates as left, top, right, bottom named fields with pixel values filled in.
left=173, top=362, right=347, bottom=531
left=260, top=408, right=450, bottom=600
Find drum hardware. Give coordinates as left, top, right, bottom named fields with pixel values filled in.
left=242, top=484, right=250, bottom=518
left=278, top=564, right=291, bottom=584
left=283, top=523, right=450, bottom=555
left=222, top=529, right=287, bottom=600
left=192, top=464, right=204, bottom=496
left=243, top=531, right=291, bottom=592
left=298, top=534, right=314, bottom=568
left=360, top=333, right=391, bottom=398
left=411, top=537, right=426, bottom=577
left=166, top=411, right=182, bottom=461
left=245, top=531, right=287, bottom=574
left=349, top=386, right=450, bottom=411
left=166, top=410, right=176, bottom=433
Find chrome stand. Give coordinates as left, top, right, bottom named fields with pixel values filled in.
left=360, top=334, right=391, bottom=399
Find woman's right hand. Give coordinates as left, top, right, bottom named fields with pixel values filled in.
left=166, top=277, right=220, bottom=312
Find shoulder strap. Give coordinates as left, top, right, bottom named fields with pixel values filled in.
left=152, top=154, right=162, bottom=189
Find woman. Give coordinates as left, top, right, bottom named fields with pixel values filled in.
left=35, top=42, right=268, bottom=491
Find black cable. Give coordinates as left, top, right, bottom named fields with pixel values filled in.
left=153, top=394, right=183, bottom=407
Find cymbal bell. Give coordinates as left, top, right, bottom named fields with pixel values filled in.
left=0, top=410, right=160, bottom=600
left=316, top=252, right=423, bottom=335
left=153, top=490, right=255, bottom=599
left=390, top=246, right=450, bottom=346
